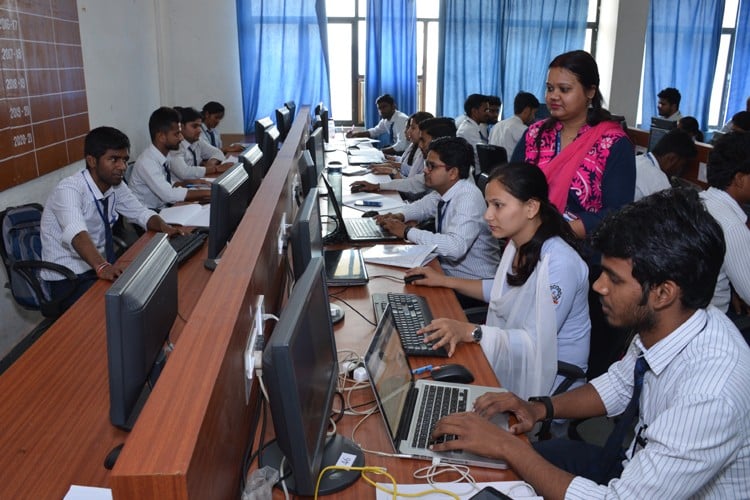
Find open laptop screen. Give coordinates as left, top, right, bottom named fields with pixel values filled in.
left=365, top=306, right=413, bottom=440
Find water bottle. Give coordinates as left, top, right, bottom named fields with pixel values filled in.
left=327, top=165, right=342, bottom=215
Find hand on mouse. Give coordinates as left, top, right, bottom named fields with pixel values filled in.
left=404, top=267, right=445, bottom=288
left=350, top=181, right=379, bottom=193
left=418, top=318, right=475, bottom=357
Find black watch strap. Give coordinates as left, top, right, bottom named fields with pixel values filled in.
left=528, top=396, right=554, bottom=423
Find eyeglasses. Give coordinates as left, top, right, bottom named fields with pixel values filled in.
left=424, top=161, right=453, bottom=171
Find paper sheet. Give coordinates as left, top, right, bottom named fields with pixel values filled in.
left=158, top=203, right=211, bottom=227
left=362, top=244, right=437, bottom=269
left=64, top=485, right=112, bottom=500
left=374, top=480, right=541, bottom=499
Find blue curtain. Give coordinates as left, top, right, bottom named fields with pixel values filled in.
left=727, top=0, right=750, bottom=119
left=498, top=1, right=587, bottom=120
left=641, top=0, right=725, bottom=130
left=437, top=0, right=505, bottom=118
left=365, top=0, right=417, bottom=128
left=236, top=0, right=331, bottom=134
left=437, top=0, right=587, bottom=119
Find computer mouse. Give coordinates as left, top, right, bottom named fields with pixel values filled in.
left=430, top=364, right=474, bottom=384
left=361, top=210, right=379, bottom=218
left=404, top=273, right=425, bottom=284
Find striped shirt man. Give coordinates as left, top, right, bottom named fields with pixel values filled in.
left=566, top=307, right=750, bottom=498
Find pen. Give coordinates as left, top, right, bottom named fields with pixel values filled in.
left=411, top=364, right=432, bottom=375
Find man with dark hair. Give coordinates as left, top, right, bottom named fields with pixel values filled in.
left=730, top=111, right=750, bottom=132
left=175, top=106, right=230, bottom=176
left=129, top=106, right=211, bottom=210
left=700, top=132, right=750, bottom=314
left=657, top=87, right=682, bottom=121
left=40, top=127, right=182, bottom=311
left=429, top=188, right=750, bottom=498
left=346, top=93, right=409, bottom=154
left=634, top=128, right=697, bottom=200
left=375, top=136, right=500, bottom=281
left=457, top=93, right=491, bottom=174
left=489, top=91, right=540, bottom=153
left=486, top=95, right=502, bottom=126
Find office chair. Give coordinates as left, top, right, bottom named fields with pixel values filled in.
left=475, top=144, right=508, bottom=182
left=476, top=172, right=489, bottom=195
left=1, top=203, right=78, bottom=319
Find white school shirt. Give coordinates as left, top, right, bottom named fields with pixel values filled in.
left=129, top=144, right=188, bottom=210
left=633, top=152, right=671, bottom=201
left=396, top=179, right=500, bottom=279
left=40, top=169, right=155, bottom=278
left=567, top=307, right=750, bottom=499
left=700, top=187, right=750, bottom=312
left=457, top=117, right=488, bottom=177
left=200, top=123, right=223, bottom=149
left=380, top=145, right=426, bottom=194
left=488, top=114, right=527, bottom=155
left=367, top=110, right=409, bottom=153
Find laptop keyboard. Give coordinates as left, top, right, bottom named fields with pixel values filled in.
left=372, top=293, right=449, bottom=357
left=412, top=385, right=468, bottom=449
left=169, top=231, right=208, bottom=265
left=345, top=217, right=390, bottom=239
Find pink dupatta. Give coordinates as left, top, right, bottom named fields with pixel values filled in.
left=535, top=121, right=625, bottom=213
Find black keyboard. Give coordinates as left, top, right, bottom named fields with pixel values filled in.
left=412, top=385, right=467, bottom=448
left=372, top=293, right=449, bottom=357
left=169, top=231, right=208, bottom=265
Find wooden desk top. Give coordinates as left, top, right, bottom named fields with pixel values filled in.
left=260, top=259, right=519, bottom=499
left=0, top=233, right=212, bottom=499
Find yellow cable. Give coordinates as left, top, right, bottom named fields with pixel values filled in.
left=313, top=465, right=461, bottom=500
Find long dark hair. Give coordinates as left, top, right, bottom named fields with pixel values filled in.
left=487, top=162, right=579, bottom=286
left=533, top=50, right=614, bottom=164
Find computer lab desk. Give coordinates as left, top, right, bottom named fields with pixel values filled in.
left=0, top=231, right=213, bottom=499
left=252, top=252, right=522, bottom=499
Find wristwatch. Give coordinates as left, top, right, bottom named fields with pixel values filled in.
left=528, top=396, right=554, bottom=423
left=403, top=226, right=411, bottom=240
left=471, top=325, right=483, bottom=343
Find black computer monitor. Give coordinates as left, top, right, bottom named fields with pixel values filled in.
left=260, top=257, right=363, bottom=496
left=296, top=150, right=318, bottom=199
left=648, top=117, right=677, bottom=152
left=105, top=233, right=178, bottom=430
left=289, top=187, right=323, bottom=281
left=315, top=103, right=329, bottom=142
left=259, top=126, right=280, bottom=176
left=306, top=126, right=325, bottom=176
left=239, top=144, right=264, bottom=200
left=206, top=164, right=251, bottom=265
left=284, top=100, right=296, bottom=120
left=254, top=116, right=273, bottom=143
left=275, top=106, right=292, bottom=142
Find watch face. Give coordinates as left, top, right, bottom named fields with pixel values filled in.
left=473, top=326, right=482, bottom=342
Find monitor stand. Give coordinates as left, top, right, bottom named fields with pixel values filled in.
left=260, top=434, right=364, bottom=496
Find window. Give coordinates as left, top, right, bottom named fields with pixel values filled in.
left=708, top=0, right=740, bottom=128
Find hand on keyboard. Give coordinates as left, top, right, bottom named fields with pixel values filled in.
left=418, top=318, right=474, bottom=357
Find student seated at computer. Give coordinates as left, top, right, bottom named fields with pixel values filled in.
left=346, top=93, right=410, bottom=155
left=174, top=106, right=231, bottom=175
left=350, top=112, right=433, bottom=195
left=634, top=129, right=697, bottom=201
left=676, top=116, right=704, bottom=142
left=41, top=127, right=184, bottom=312
left=129, top=107, right=211, bottom=210
left=700, top=132, right=750, bottom=316
left=657, top=87, right=682, bottom=122
left=456, top=93, right=491, bottom=171
left=200, top=101, right=245, bottom=154
left=375, top=136, right=500, bottom=284
left=429, top=189, right=750, bottom=499
left=489, top=91, right=540, bottom=154
left=405, top=163, right=590, bottom=402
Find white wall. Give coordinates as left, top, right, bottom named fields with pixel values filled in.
left=0, top=0, right=243, bottom=354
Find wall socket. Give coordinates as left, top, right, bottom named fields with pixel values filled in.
left=244, top=295, right=265, bottom=404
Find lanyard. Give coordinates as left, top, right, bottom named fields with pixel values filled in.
left=82, top=171, right=117, bottom=226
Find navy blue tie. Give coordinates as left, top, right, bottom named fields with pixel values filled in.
left=100, top=199, right=116, bottom=264
left=162, top=161, right=171, bottom=184
left=389, top=122, right=395, bottom=146
left=208, top=129, right=216, bottom=147
left=599, top=355, right=650, bottom=478
left=437, top=200, right=447, bottom=233
left=189, top=146, right=198, bottom=166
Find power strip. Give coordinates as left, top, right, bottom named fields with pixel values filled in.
left=243, top=295, right=265, bottom=404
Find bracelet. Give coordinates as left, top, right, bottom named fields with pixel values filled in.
left=528, top=396, right=554, bottom=423
left=95, top=262, right=111, bottom=276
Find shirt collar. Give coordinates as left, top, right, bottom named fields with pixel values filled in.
left=635, top=308, right=707, bottom=376
left=440, top=178, right=466, bottom=202
left=147, top=143, right=167, bottom=164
